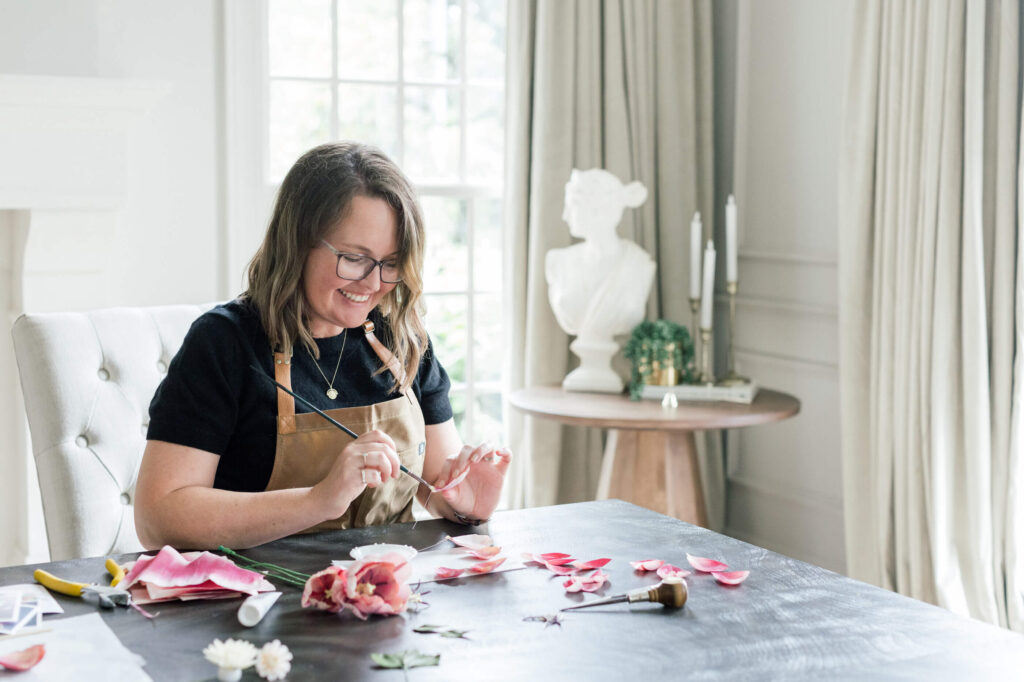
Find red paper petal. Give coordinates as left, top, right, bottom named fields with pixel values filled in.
left=656, top=564, right=691, bottom=579
left=434, top=567, right=465, bottom=580
left=563, top=570, right=609, bottom=593
left=538, top=553, right=574, bottom=566
left=571, top=558, right=611, bottom=571
left=629, top=559, right=665, bottom=572
left=448, top=534, right=493, bottom=549
left=0, top=644, right=45, bottom=671
left=434, top=468, right=471, bottom=493
left=468, top=557, right=507, bottom=574
left=686, top=554, right=729, bottom=573
left=464, top=546, right=502, bottom=560
left=713, top=570, right=749, bottom=585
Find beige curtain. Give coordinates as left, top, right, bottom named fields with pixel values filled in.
left=839, top=0, right=1022, bottom=629
left=503, top=0, right=723, bottom=527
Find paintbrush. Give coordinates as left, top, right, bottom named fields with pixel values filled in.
left=249, top=364, right=436, bottom=491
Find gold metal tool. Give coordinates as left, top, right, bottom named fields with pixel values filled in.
left=560, top=577, right=688, bottom=611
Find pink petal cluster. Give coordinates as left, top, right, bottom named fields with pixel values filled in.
left=522, top=551, right=613, bottom=593
left=656, top=564, right=691, bottom=580
left=686, top=554, right=750, bottom=585
left=122, top=546, right=274, bottom=604
left=563, top=570, right=609, bottom=593
left=301, top=551, right=412, bottom=619
left=442, top=534, right=510, bottom=577
left=629, top=559, right=664, bottom=572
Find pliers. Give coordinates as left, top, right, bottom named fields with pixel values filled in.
left=34, top=558, right=132, bottom=609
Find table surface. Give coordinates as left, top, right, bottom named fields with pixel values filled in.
left=2, top=500, right=1022, bottom=681
left=509, top=385, right=800, bottom=430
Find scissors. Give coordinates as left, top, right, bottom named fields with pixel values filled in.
left=34, top=558, right=132, bottom=609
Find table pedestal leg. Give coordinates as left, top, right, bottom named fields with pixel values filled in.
left=596, top=429, right=707, bottom=526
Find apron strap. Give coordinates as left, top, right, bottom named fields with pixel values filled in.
left=362, top=320, right=406, bottom=386
left=274, top=352, right=297, bottom=435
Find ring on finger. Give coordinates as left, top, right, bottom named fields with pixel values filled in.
left=361, top=468, right=367, bottom=484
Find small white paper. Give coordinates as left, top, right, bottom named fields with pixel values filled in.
left=0, top=585, right=63, bottom=615
left=0, top=591, right=20, bottom=623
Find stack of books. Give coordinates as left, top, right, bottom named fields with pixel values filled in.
left=639, top=382, right=759, bottom=404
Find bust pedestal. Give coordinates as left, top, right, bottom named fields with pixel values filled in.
left=562, top=338, right=622, bottom=393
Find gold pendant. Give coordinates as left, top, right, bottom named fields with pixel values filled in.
left=327, top=388, right=338, bottom=400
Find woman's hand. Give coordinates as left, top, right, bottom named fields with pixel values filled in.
left=310, top=429, right=401, bottom=520
left=432, top=443, right=512, bottom=522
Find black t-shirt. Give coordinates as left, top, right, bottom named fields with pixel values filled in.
left=147, top=298, right=453, bottom=492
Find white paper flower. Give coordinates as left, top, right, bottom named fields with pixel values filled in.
left=256, top=639, right=293, bottom=680
left=203, top=638, right=257, bottom=682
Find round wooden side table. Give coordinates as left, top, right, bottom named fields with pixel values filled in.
left=509, top=385, right=801, bottom=526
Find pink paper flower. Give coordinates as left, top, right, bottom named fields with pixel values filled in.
left=686, top=554, right=729, bottom=573
left=630, top=559, right=665, bottom=572
left=656, top=564, right=691, bottom=580
left=301, top=566, right=346, bottom=613
left=713, top=570, right=750, bottom=586
left=563, top=570, right=609, bottom=593
left=340, top=552, right=413, bottom=620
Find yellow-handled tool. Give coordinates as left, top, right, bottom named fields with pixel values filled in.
left=34, top=567, right=131, bottom=609
left=105, top=558, right=126, bottom=587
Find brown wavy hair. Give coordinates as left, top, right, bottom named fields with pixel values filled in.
left=244, top=141, right=427, bottom=393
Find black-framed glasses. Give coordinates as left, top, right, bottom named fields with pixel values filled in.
left=320, top=240, right=403, bottom=283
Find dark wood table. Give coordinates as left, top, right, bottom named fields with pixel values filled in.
left=1, top=500, right=1021, bottom=680
left=509, top=386, right=800, bottom=525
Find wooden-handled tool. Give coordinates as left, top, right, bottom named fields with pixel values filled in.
left=560, top=577, right=687, bottom=611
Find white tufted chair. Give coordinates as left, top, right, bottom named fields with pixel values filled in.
left=12, top=304, right=214, bottom=560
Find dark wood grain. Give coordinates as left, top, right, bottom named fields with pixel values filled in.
left=2, top=501, right=1021, bottom=680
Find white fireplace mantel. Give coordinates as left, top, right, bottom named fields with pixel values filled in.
left=0, top=74, right=169, bottom=566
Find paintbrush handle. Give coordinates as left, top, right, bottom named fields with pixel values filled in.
left=249, top=365, right=434, bottom=489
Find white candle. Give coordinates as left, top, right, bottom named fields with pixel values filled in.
left=700, top=240, right=716, bottom=329
left=690, top=212, right=702, bottom=300
left=725, top=194, right=738, bottom=282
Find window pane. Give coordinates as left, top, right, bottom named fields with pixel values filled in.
left=466, top=86, right=504, bottom=184
left=472, top=392, right=505, bottom=445
left=473, top=294, right=501, bottom=384
left=421, top=196, right=468, bottom=292
left=404, top=0, right=460, bottom=82
left=473, top=198, right=501, bottom=293
left=338, top=84, right=398, bottom=157
left=269, top=0, right=331, bottom=78
left=404, top=86, right=460, bottom=182
left=424, top=294, right=467, bottom=384
left=269, top=80, right=331, bottom=181
left=337, top=0, right=398, bottom=80
left=467, top=0, right=506, bottom=83
left=448, top=390, right=466, bottom=434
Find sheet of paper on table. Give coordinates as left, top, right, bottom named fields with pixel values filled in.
left=0, top=612, right=151, bottom=681
left=334, top=546, right=525, bottom=584
left=0, top=585, right=63, bottom=615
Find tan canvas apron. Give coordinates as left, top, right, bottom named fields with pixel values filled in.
left=264, top=320, right=426, bottom=532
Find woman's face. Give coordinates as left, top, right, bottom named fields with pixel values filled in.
left=302, top=194, right=400, bottom=337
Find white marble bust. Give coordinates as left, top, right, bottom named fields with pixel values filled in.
left=546, top=168, right=655, bottom=393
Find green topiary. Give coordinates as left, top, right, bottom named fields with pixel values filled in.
left=623, top=319, right=696, bottom=400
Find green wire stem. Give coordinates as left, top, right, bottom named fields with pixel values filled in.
left=219, top=545, right=312, bottom=589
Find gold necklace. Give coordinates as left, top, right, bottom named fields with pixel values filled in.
left=308, top=329, right=346, bottom=399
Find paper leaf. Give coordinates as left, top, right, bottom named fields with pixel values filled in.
left=686, top=554, right=729, bottom=573
left=371, top=650, right=440, bottom=670
left=0, top=644, right=45, bottom=671
left=629, top=559, right=665, bottom=572
left=447, top=534, right=493, bottom=550
left=523, top=614, right=565, bottom=628
left=413, top=625, right=444, bottom=633
left=439, top=629, right=470, bottom=639
left=468, top=557, right=506, bottom=574
left=434, top=567, right=465, bottom=580
left=713, top=570, right=750, bottom=585
left=656, top=564, right=691, bottom=579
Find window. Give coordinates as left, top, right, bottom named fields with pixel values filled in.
left=264, top=0, right=507, bottom=445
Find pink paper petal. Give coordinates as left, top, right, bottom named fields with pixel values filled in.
left=538, top=553, right=574, bottom=566
left=468, top=557, right=507, bottom=574
left=713, top=570, right=749, bottom=585
left=571, top=558, right=611, bottom=572
left=434, top=468, right=471, bottom=493
left=0, top=644, right=45, bottom=671
left=434, top=567, right=465, bottom=580
left=686, top=554, right=729, bottom=573
left=563, top=570, right=610, bottom=593
left=630, top=559, right=665, bottom=572
left=122, top=546, right=267, bottom=595
left=656, top=564, right=691, bottom=579
left=464, top=546, right=502, bottom=560
left=448, top=534, right=494, bottom=549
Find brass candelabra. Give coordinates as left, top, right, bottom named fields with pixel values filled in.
left=719, top=280, right=750, bottom=386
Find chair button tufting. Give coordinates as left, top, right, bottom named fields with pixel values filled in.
left=120, top=492, right=131, bottom=505
left=75, top=435, right=88, bottom=448
left=97, top=368, right=110, bottom=381
left=157, top=361, right=167, bottom=373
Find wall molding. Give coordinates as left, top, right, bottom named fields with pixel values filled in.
left=715, top=293, right=838, bottom=318
left=735, top=347, right=839, bottom=372
left=739, top=249, right=838, bottom=267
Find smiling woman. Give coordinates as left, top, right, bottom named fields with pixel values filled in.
left=133, top=142, right=512, bottom=551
